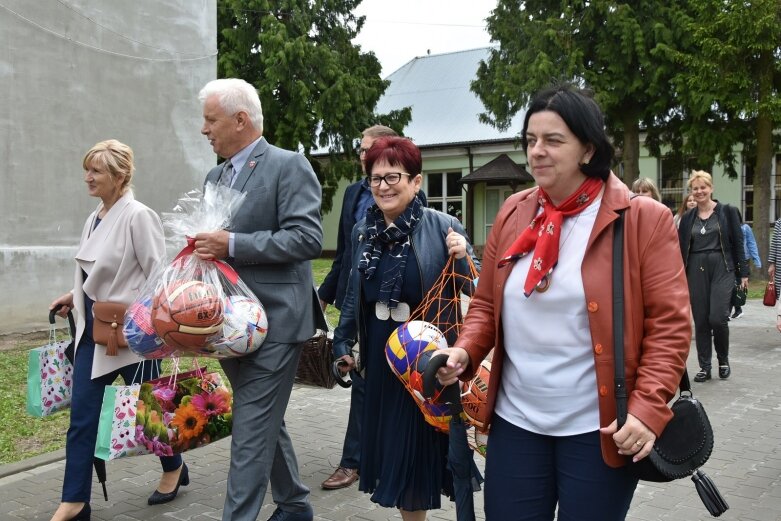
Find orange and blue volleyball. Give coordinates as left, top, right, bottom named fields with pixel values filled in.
left=385, top=320, right=448, bottom=383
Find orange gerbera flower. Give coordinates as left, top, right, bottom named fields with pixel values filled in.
left=170, top=402, right=207, bottom=443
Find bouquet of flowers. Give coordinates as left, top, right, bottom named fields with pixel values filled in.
left=135, top=370, right=233, bottom=455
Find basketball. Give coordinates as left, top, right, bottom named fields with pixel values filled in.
left=215, top=295, right=268, bottom=356
left=151, top=280, right=224, bottom=351
left=463, top=359, right=491, bottom=430
left=385, top=320, right=448, bottom=383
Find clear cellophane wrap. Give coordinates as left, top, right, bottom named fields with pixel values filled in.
left=124, top=183, right=268, bottom=359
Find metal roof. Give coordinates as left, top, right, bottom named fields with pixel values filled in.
left=377, top=47, right=525, bottom=147
left=459, top=153, right=532, bottom=185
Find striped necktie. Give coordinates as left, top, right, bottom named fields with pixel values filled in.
left=219, top=160, right=234, bottom=187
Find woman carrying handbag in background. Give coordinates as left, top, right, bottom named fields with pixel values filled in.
left=49, top=140, right=187, bottom=521
left=678, top=171, right=747, bottom=382
left=766, top=217, right=781, bottom=306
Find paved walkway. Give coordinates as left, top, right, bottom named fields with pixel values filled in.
left=2, top=300, right=781, bottom=520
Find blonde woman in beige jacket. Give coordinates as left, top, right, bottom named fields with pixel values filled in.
left=48, top=140, right=186, bottom=521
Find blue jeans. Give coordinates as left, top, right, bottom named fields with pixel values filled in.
left=339, top=370, right=364, bottom=469
left=484, top=415, right=638, bottom=521
left=62, top=338, right=182, bottom=502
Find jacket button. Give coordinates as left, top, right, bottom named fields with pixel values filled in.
left=594, top=343, right=603, bottom=354
left=588, top=301, right=599, bottom=312
left=599, top=385, right=608, bottom=396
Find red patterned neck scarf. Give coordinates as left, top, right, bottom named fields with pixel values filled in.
left=498, top=177, right=604, bottom=297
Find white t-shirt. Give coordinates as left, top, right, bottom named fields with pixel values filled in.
left=495, top=198, right=601, bottom=436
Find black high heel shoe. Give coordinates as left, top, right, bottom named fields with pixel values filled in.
left=147, top=463, right=189, bottom=505
left=63, top=503, right=91, bottom=521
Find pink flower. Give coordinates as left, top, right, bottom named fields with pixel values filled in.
left=191, top=391, right=230, bottom=417
left=152, top=386, right=177, bottom=411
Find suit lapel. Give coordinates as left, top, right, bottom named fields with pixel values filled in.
left=233, top=138, right=269, bottom=193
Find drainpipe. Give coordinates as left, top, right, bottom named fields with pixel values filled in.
left=465, top=146, right=474, bottom=241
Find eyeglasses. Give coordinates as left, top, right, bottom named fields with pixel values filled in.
left=359, top=148, right=370, bottom=156
left=368, top=172, right=411, bottom=187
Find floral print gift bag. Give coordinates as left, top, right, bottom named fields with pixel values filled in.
left=95, top=384, right=150, bottom=460
left=26, top=311, right=74, bottom=417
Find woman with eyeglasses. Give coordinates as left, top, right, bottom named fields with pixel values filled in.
left=332, top=136, right=480, bottom=521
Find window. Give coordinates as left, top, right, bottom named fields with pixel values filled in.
left=658, top=156, right=688, bottom=212
left=659, top=156, right=704, bottom=212
left=485, top=187, right=514, bottom=237
left=767, top=153, right=781, bottom=222
left=425, top=171, right=463, bottom=220
left=744, top=158, right=754, bottom=225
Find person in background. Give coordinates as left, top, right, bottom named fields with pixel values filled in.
left=775, top=292, right=781, bottom=334
left=678, top=170, right=747, bottom=382
left=317, top=124, right=398, bottom=491
left=730, top=211, right=760, bottom=319
left=195, top=78, right=325, bottom=521
left=49, top=140, right=186, bottom=521
left=332, top=136, right=480, bottom=521
left=435, top=84, right=691, bottom=521
left=767, top=218, right=781, bottom=302
left=673, top=193, right=697, bottom=228
left=631, top=176, right=661, bottom=201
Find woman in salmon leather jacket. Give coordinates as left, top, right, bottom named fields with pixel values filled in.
left=435, top=84, right=692, bottom=521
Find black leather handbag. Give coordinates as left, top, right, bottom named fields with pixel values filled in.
left=732, top=283, right=747, bottom=308
left=612, top=211, right=728, bottom=517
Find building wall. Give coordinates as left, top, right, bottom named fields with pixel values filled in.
left=0, top=0, right=216, bottom=333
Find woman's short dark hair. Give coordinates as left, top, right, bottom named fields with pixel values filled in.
left=364, top=136, right=422, bottom=177
left=521, top=84, right=614, bottom=181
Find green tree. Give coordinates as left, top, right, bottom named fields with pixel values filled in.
left=217, top=0, right=410, bottom=212
left=472, top=1, right=689, bottom=185
left=665, top=0, right=781, bottom=263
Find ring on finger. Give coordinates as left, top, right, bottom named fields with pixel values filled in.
left=635, top=440, right=643, bottom=447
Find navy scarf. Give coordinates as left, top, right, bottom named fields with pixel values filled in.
left=358, top=196, right=424, bottom=309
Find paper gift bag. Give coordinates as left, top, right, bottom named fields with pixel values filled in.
left=26, top=330, right=74, bottom=417
left=95, top=384, right=151, bottom=460
left=135, top=370, right=232, bottom=456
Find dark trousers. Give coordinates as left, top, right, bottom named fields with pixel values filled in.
left=484, top=415, right=638, bottom=521
left=339, top=371, right=364, bottom=469
left=63, top=339, right=182, bottom=502
left=687, top=252, right=733, bottom=371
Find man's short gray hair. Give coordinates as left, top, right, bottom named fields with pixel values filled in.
left=199, top=78, right=264, bottom=133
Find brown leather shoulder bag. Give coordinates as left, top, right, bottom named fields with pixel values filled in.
left=93, top=302, right=128, bottom=356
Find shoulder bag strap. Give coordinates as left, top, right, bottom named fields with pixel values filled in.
left=613, top=210, right=628, bottom=428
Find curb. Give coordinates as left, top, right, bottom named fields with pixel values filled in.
left=0, top=449, right=65, bottom=479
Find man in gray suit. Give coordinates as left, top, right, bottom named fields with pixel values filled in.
left=194, top=78, right=324, bottom=521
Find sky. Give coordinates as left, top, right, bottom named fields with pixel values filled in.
left=352, top=0, right=496, bottom=77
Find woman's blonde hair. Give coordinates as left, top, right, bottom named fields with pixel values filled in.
left=687, top=170, right=713, bottom=189
left=631, top=177, right=661, bottom=201
left=82, top=139, right=134, bottom=194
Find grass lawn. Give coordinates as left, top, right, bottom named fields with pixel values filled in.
left=0, top=258, right=340, bottom=466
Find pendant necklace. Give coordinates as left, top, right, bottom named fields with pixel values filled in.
left=699, top=216, right=707, bottom=235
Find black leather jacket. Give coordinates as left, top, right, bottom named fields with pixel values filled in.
left=678, top=201, right=748, bottom=277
